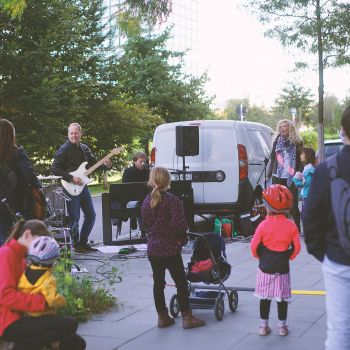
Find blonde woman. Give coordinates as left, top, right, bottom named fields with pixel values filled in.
left=268, top=119, right=303, bottom=231
left=141, top=167, right=205, bottom=329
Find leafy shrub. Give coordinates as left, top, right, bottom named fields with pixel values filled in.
left=300, top=129, right=318, bottom=150
left=54, top=255, right=119, bottom=322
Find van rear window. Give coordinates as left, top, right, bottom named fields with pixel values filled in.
left=246, top=130, right=270, bottom=159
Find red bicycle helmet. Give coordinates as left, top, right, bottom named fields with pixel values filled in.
left=262, top=184, right=293, bottom=212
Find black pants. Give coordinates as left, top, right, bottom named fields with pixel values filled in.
left=272, top=176, right=300, bottom=231
left=149, top=253, right=190, bottom=313
left=3, top=315, right=86, bottom=350
left=260, top=299, right=288, bottom=321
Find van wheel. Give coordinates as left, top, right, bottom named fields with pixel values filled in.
left=169, top=294, right=180, bottom=317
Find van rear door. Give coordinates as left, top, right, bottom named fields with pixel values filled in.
left=202, top=121, right=239, bottom=205
left=153, top=122, right=204, bottom=204
left=245, top=127, right=272, bottom=187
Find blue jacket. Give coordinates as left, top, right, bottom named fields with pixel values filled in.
left=302, top=145, right=350, bottom=265
left=292, top=163, right=315, bottom=199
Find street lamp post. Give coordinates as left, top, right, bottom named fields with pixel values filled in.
left=290, top=107, right=297, bottom=122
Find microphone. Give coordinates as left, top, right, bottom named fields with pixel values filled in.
left=143, top=164, right=151, bottom=170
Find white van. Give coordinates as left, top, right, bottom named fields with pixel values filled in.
left=150, top=120, right=274, bottom=216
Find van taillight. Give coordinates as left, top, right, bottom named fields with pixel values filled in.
left=150, top=147, right=156, bottom=165
left=237, top=144, right=248, bottom=180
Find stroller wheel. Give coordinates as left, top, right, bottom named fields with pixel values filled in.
left=214, top=295, right=225, bottom=321
left=228, top=290, right=239, bottom=312
left=169, top=294, right=180, bottom=318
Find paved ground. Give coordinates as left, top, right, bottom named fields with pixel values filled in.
left=0, top=196, right=326, bottom=350
left=73, top=196, right=327, bottom=350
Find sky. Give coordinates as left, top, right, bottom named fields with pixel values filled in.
left=196, top=0, right=350, bottom=109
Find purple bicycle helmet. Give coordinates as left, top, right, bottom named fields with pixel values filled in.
left=28, top=236, right=60, bottom=266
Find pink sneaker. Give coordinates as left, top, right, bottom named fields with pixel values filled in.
left=278, top=326, right=289, bottom=336
left=259, top=326, right=271, bottom=336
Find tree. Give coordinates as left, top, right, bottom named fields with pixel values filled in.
left=1, top=0, right=172, bottom=22
left=221, top=98, right=249, bottom=121
left=0, top=0, right=117, bottom=161
left=0, top=0, right=151, bottom=171
left=245, top=0, right=350, bottom=160
left=121, top=0, right=172, bottom=25
left=114, top=29, right=213, bottom=127
left=0, top=0, right=26, bottom=17
left=272, top=82, right=315, bottom=125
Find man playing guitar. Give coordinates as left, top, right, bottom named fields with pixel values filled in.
left=52, top=123, right=112, bottom=252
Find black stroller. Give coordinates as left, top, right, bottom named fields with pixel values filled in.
left=169, top=232, right=239, bottom=321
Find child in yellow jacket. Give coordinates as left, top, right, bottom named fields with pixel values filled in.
left=18, top=236, right=66, bottom=316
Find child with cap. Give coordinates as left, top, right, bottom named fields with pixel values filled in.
left=250, top=184, right=301, bottom=336
left=18, top=236, right=66, bottom=316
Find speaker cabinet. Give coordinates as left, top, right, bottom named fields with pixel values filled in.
left=176, top=125, right=199, bottom=157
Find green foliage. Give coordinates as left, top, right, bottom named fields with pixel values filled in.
left=272, top=82, right=315, bottom=124
left=245, top=0, right=350, bottom=68
left=0, top=0, right=115, bottom=162
left=0, top=0, right=26, bottom=17
left=54, top=254, right=119, bottom=322
left=300, top=129, right=318, bottom=150
left=219, top=98, right=279, bottom=129
left=114, top=28, right=214, bottom=124
left=122, top=0, right=172, bottom=26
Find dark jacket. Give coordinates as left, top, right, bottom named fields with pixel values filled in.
left=0, top=147, right=40, bottom=218
left=268, top=137, right=303, bottom=180
left=122, top=165, right=149, bottom=183
left=51, top=141, right=97, bottom=182
left=303, top=145, right=350, bottom=265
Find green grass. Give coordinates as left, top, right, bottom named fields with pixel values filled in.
left=88, top=173, right=122, bottom=196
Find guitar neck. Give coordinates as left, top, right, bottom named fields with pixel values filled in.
left=85, top=150, right=114, bottom=176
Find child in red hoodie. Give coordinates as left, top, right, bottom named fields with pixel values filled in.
left=251, top=184, right=301, bottom=337
left=0, top=220, right=85, bottom=350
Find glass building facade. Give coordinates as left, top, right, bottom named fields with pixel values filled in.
left=102, top=0, right=199, bottom=74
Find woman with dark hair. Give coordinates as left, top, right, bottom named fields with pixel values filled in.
left=0, top=119, right=41, bottom=245
left=268, top=119, right=303, bottom=231
left=0, top=219, right=86, bottom=350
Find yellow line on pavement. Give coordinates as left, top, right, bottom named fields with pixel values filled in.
left=292, top=290, right=326, bottom=295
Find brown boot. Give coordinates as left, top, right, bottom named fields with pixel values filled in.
left=181, top=310, right=205, bottom=329
left=158, top=310, right=175, bottom=328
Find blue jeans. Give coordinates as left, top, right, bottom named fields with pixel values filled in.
left=322, top=256, right=350, bottom=350
left=66, top=186, right=95, bottom=245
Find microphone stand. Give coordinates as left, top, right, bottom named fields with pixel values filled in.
left=256, top=136, right=278, bottom=188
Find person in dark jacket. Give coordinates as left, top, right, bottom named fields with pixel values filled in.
left=113, top=151, right=150, bottom=237
left=251, top=184, right=301, bottom=337
left=268, top=119, right=303, bottom=232
left=52, top=123, right=112, bottom=252
left=303, top=106, right=350, bottom=350
left=0, top=119, right=41, bottom=246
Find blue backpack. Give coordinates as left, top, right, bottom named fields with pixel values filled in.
left=327, top=154, right=350, bottom=255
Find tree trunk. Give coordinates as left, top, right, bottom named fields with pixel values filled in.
left=103, top=171, right=108, bottom=190
left=316, top=0, right=325, bottom=162
left=144, top=139, right=149, bottom=157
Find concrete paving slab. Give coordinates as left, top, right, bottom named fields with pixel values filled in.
left=75, top=197, right=327, bottom=350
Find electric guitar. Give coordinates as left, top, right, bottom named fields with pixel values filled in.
left=61, top=147, right=123, bottom=196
